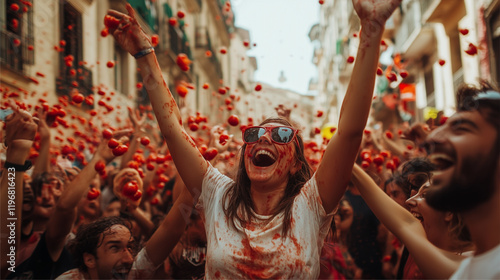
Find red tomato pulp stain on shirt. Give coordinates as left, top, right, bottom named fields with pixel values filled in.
left=290, top=235, right=302, bottom=255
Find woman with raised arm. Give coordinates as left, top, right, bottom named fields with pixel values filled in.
left=351, top=164, right=472, bottom=279
left=107, top=0, right=400, bottom=278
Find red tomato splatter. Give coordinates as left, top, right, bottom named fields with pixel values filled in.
left=346, top=56, right=355, bottom=63
left=400, top=70, right=409, bottom=78
left=438, top=59, right=446, bottom=66
left=131, top=190, right=142, bottom=201
left=102, top=128, right=113, bottom=139
left=386, top=72, right=397, bottom=83
left=219, top=47, right=227, bottom=54
left=203, top=148, right=218, bottom=161
left=227, top=115, right=239, bottom=126
left=123, top=181, right=139, bottom=197
left=189, top=123, right=199, bottom=131
left=101, top=28, right=109, bottom=37
left=361, top=161, right=370, bottom=169
left=104, top=15, right=120, bottom=29
left=140, top=136, right=150, bottom=146
left=168, top=17, right=177, bottom=26
left=459, top=28, right=469, bottom=35
left=176, top=85, right=188, bottom=97
left=218, top=87, right=227, bottom=95
left=316, top=110, right=323, bottom=117
left=72, top=93, right=84, bottom=104
left=10, top=3, right=19, bottom=11
left=464, top=43, right=478, bottom=55
left=254, top=84, right=262, bottom=91
left=151, top=34, right=159, bottom=47
left=176, top=53, right=191, bottom=71
left=177, top=10, right=185, bottom=18
left=219, top=134, right=230, bottom=145
left=112, top=145, right=128, bottom=156
left=87, top=188, right=100, bottom=200
left=106, top=61, right=115, bottom=68
left=385, top=130, right=393, bottom=139
left=94, top=160, right=105, bottom=172
left=108, top=138, right=120, bottom=149
left=202, top=83, right=209, bottom=89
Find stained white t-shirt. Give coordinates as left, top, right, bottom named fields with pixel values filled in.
left=450, top=243, right=500, bottom=279
left=197, top=164, right=334, bottom=279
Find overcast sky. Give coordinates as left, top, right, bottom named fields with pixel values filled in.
left=232, top=0, right=320, bottom=95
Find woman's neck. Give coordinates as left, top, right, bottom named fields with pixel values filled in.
left=251, top=186, right=286, bottom=215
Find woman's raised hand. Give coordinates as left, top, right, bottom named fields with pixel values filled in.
left=106, top=4, right=152, bottom=55
left=353, top=0, right=401, bottom=34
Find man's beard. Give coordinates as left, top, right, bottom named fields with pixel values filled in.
left=426, top=151, right=498, bottom=213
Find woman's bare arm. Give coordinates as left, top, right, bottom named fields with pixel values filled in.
left=316, top=0, right=402, bottom=213
left=351, top=164, right=465, bottom=278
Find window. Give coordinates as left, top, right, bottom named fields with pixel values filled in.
left=56, top=1, right=93, bottom=106
left=0, top=0, right=34, bottom=73
left=114, top=46, right=129, bottom=96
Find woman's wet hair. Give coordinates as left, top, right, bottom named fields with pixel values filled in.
left=222, top=117, right=312, bottom=237
left=448, top=213, right=473, bottom=253
left=67, top=216, right=134, bottom=272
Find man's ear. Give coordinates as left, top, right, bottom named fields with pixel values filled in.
left=83, top=252, right=96, bottom=269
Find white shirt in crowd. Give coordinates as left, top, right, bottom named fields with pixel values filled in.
left=197, top=164, right=334, bottom=279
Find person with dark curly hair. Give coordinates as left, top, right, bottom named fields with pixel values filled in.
left=57, top=184, right=195, bottom=280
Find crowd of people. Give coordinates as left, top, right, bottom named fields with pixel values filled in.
left=1, top=0, right=499, bottom=279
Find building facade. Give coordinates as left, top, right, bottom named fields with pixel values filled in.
left=311, top=0, right=499, bottom=129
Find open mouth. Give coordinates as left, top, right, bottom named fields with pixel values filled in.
left=411, top=211, right=423, bottom=222
left=41, top=203, right=54, bottom=209
left=112, top=266, right=131, bottom=279
left=252, top=150, right=277, bottom=167
left=428, top=153, right=454, bottom=171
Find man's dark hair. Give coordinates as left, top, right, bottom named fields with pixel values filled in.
left=456, top=80, right=500, bottom=135
left=67, top=216, right=133, bottom=272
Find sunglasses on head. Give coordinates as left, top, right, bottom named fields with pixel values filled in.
left=473, top=90, right=500, bottom=101
left=242, top=125, right=298, bottom=145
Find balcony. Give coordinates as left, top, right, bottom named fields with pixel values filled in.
left=394, top=0, right=435, bottom=59
left=0, top=29, right=34, bottom=74
left=55, top=64, right=94, bottom=109
left=421, top=0, right=466, bottom=24
left=207, top=0, right=231, bottom=45
left=156, top=22, right=193, bottom=79
left=194, top=27, right=223, bottom=84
